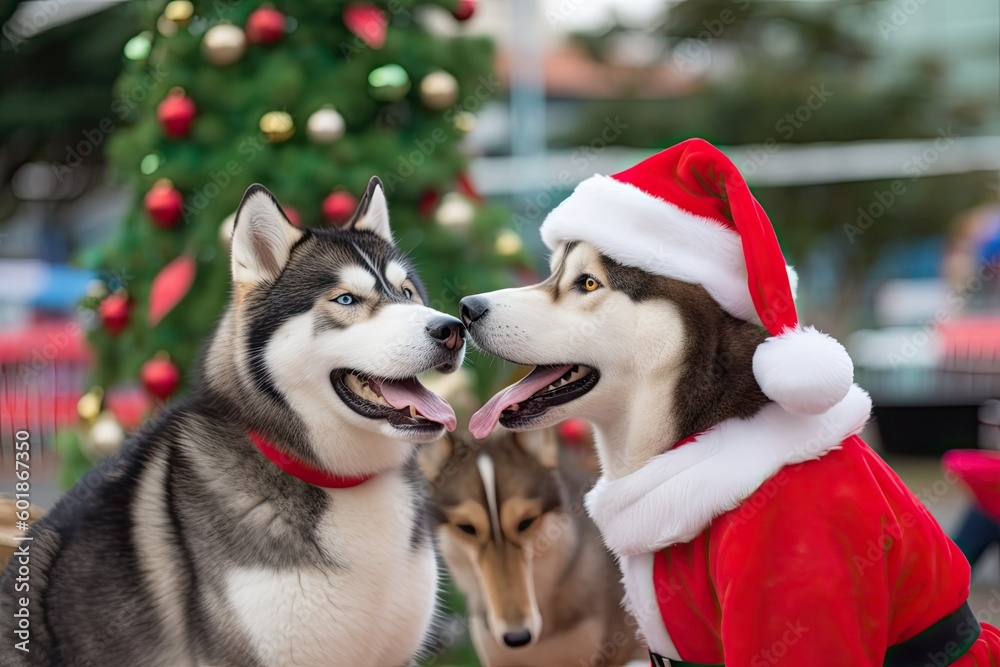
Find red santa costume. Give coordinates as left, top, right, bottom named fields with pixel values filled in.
left=538, top=138, right=1000, bottom=666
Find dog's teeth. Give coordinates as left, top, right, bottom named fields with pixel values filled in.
left=409, top=405, right=418, bottom=418
left=510, top=403, right=519, bottom=412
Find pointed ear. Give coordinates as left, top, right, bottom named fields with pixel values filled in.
left=344, top=176, right=392, bottom=241
left=418, top=435, right=453, bottom=481
left=515, top=429, right=558, bottom=468
left=231, top=185, right=304, bottom=285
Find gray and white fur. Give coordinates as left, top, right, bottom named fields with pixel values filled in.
left=0, top=178, right=465, bottom=666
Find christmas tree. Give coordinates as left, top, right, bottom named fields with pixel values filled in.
left=64, top=0, right=522, bottom=483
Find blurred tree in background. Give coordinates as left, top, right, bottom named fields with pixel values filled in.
left=61, top=0, right=525, bottom=484
left=567, top=0, right=996, bottom=291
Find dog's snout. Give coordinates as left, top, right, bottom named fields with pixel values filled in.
left=501, top=629, right=532, bottom=648
left=426, top=316, right=465, bottom=351
left=459, top=296, right=489, bottom=327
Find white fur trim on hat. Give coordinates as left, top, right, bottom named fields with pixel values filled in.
left=541, top=175, right=794, bottom=324
left=753, top=325, right=854, bottom=416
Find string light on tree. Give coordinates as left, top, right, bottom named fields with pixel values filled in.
left=368, top=64, right=411, bottom=102
left=307, top=107, right=346, bottom=144
left=259, top=110, right=295, bottom=143
left=202, top=24, right=246, bottom=66
left=419, top=71, right=458, bottom=110
left=123, top=32, right=153, bottom=61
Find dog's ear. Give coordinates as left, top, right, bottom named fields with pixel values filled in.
left=418, top=435, right=453, bottom=481
left=514, top=429, right=558, bottom=468
left=343, top=176, right=392, bottom=242
left=231, top=185, right=304, bottom=285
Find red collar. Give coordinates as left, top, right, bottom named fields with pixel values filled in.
left=249, top=431, right=375, bottom=489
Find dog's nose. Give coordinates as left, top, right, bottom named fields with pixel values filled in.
left=459, top=296, right=489, bottom=327
left=502, top=629, right=532, bottom=648
left=426, top=316, right=465, bottom=352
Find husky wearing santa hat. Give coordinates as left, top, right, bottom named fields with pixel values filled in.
left=460, top=138, right=1000, bottom=666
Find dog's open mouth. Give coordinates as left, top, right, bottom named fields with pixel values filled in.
left=470, top=364, right=598, bottom=438
left=332, top=371, right=456, bottom=432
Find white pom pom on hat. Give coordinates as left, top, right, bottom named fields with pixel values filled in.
left=539, top=138, right=854, bottom=416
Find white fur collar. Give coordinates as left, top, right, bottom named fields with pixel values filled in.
left=585, top=385, right=873, bottom=556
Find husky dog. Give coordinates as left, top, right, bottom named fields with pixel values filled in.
left=462, top=241, right=768, bottom=477
left=0, top=178, right=465, bottom=667
left=420, top=428, right=642, bottom=667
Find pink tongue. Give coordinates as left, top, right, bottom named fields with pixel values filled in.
left=469, top=365, right=573, bottom=439
left=373, top=378, right=457, bottom=432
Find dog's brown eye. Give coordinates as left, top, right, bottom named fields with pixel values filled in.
left=517, top=517, right=536, bottom=532
left=583, top=277, right=600, bottom=292
left=457, top=523, right=476, bottom=536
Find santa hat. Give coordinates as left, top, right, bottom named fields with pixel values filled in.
left=540, top=138, right=853, bottom=416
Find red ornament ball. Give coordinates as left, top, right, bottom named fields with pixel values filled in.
left=141, top=356, right=180, bottom=400
left=322, top=191, right=358, bottom=225
left=99, top=293, right=130, bottom=335
left=144, top=180, right=184, bottom=229
left=418, top=188, right=440, bottom=218
left=246, top=6, right=285, bottom=44
left=156, top=91, right=196, bottom=139
left=451, top=0, right=476, bottom=21
left=558, top=418, right=589, bottom=445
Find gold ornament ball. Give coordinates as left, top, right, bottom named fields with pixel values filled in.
left=452, top=110, right=476, bottom=134
left=419, top=71, right=459, bottom=110
left=219, top=212, right=237, bottom=247
left=202, top=24, right=247, bottom=66
left=307, top=107, right=346, bottom=144
left=83, top=411, right=125, bottom=462
left=260, top=111, right=295, bottom=143
left=163, top=0, right=195, bottom=27
left=495, top=229, right=523, bottom=256
left=76, top=387, right=104, bottom=424
left=435, top=193, right=475, bottom=230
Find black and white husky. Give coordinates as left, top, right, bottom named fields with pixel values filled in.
left=0, top=178, right=465, bottom=666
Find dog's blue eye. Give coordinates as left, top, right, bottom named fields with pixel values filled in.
left=402, top=287, right=413, bottom=299
left=335, top=294, right=356, bottom=305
